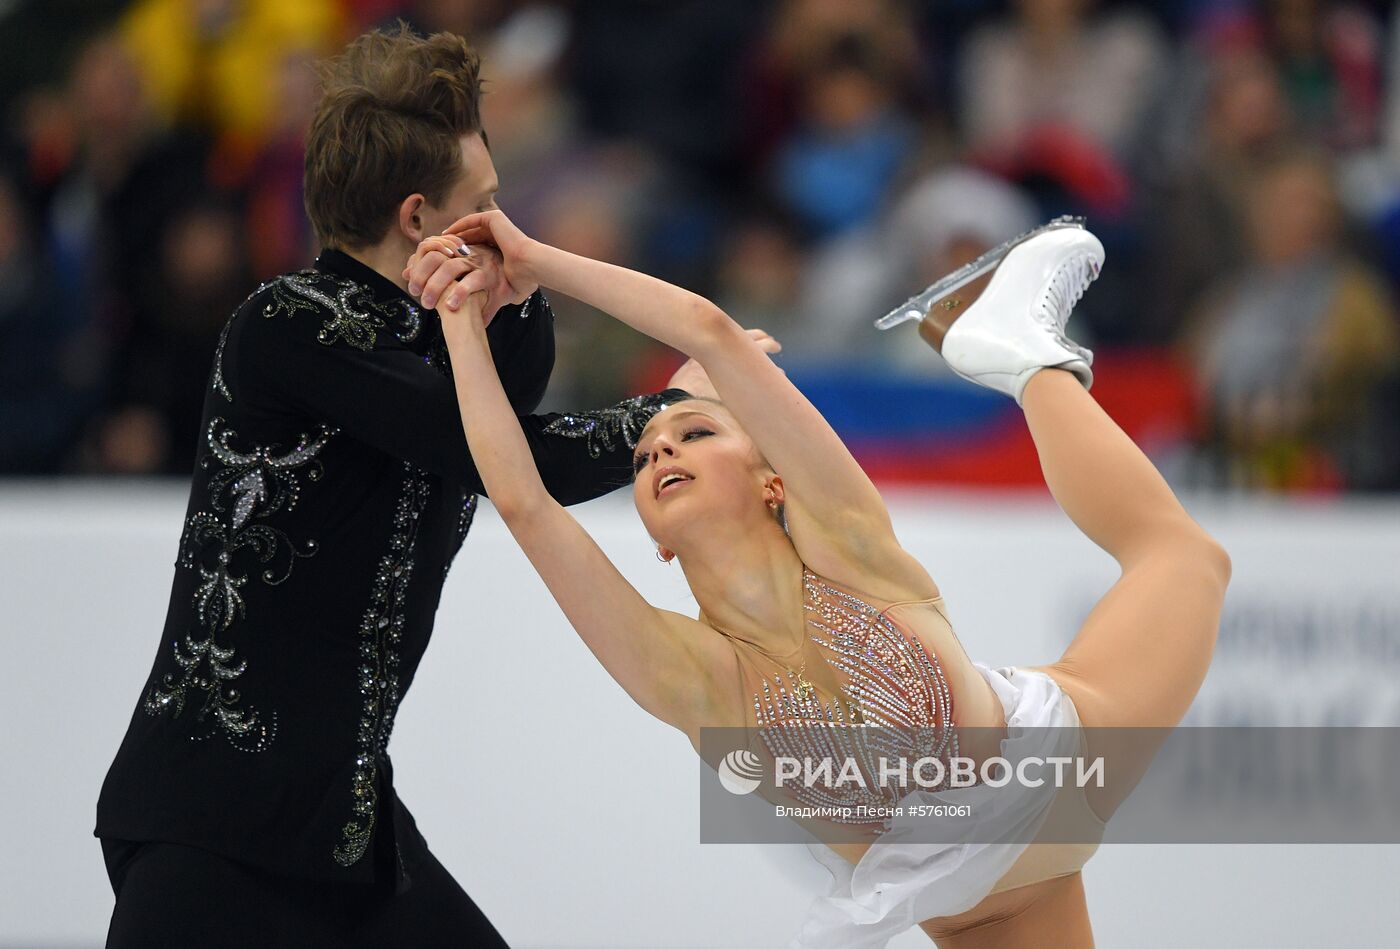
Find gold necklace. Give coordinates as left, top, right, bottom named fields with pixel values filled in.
left=787, top=658, right=816, bottom=702
left=710, top=569, right=817, bottom=701
left=713, top=618, right=816, bottom=701
left=750, top=631, right=816, bottom=702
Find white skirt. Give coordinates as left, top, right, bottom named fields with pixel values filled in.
left=788, top=663, right=1084, bottom=949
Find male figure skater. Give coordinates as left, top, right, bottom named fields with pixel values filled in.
left=95, top=27, right=701, bottom=947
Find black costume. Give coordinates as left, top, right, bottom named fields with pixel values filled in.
left=95, top=250, right=687, bottom=946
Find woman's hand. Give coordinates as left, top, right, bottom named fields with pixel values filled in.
left=441, top=209, right=540, bottom=296
left=402, top=235, right=525, bottom=325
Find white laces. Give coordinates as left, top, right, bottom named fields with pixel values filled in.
left=1036, top=256, right=1097, bottom=358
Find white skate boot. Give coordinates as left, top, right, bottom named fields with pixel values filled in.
left=876, top=218, right=1104, bottom=405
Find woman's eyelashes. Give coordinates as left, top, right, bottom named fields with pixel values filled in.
left=632, top=428, right=714, bottom=473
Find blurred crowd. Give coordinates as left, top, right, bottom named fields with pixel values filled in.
left=2, top=0, right=1400, bottom=491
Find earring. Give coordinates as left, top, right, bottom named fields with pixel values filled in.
left=656, top=547, right=669, bottom=563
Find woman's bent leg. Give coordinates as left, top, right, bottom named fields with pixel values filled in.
left=1018, top=369, right=1231, bottom=818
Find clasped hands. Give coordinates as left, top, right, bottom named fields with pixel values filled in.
left=402, top=209, right=540, bottom=329
left=402, top=209, right=782, bottom=395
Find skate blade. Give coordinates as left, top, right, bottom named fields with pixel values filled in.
left=873, top=216, right=1087, bottom=330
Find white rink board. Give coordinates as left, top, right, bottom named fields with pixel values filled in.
left=1, top=482, right=1397, bottom=948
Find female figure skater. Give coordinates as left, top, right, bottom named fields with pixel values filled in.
left=408, top=212, right=1230, bottom=947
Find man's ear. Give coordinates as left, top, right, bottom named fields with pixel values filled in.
left=397, top=194, right=427, bottom=242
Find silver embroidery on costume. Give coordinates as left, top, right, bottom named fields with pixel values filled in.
left=261, top=272, right=423, bottom=350
left=384, top=297, right=422, bottom=343
left=215, top=270, right=423, bottom=399
left=211, top=318, right=233, bottom=401
left=540, top=393, right=677, bottom=459
left=752, top=569, right=958, bottom=826
left=211, top=277, right=281, bottom=403
left=334, top=463, right=431, bottom=867
left=144, top=419, right=335, bottom=753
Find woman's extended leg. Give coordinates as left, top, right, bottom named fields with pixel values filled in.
left=1020, top=368, right=1231, bottom=819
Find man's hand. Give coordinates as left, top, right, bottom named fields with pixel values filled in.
left=403, top=235, right=526, bottom=325
left=667, top=328, right=782, bottom=399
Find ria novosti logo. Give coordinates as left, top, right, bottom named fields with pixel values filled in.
left=717, top=750, right=764, bottom=795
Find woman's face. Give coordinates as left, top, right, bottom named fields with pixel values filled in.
left=631, top=401, right=774, bottom=554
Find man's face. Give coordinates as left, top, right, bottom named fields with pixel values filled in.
left=418, top=132, right=499, bottom=238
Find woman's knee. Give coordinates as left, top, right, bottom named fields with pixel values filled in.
left=1126, top=522, right=1231, bottom=593
left=1199, top=533, right=1232, bottom=588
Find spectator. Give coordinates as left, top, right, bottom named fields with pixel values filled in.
left=1184, top=149, right=1400, bottom=491
left=34, top=33, right=217, bottom=472
left=95, top=197, right=250, bottom=474
left=242, top=49, right=320, bottom=278
left=1144, top=46, right=1295, bottom=341
left=713, top=209, right=806, bottom=345
left=959, top=0, right=1169, bottom=159
left=564, top=0, right=759, bottom=181
left=528, top=147, right=669, bottom=410
left=475, top=5, right=586, bottom=240
left=3, top=4, right=1398, bottom=493
left=772, top=29, right=920, bottom=238
left=794, top=165, right=1038, bottom=365
left=0, top=169, right=90, bottom=472
left=1263, top=0, right=1384, bottom=154
left=743, top=0, right=923, bottom=170
left=120, top=0, right=342, bottom=144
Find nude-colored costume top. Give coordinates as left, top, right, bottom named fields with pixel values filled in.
left=725, top=565, right=1103, bottom=897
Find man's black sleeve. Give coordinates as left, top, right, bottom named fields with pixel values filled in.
left=236, top=286, right=689, bottom=505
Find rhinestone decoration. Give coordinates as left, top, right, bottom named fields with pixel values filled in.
left=422, top=292, right=549, bottom=380
left=209, top=276, right=284, bottom=402
left=211, top=317, right=234, bottom=401
left=751, top=569, right=958, bottom=826
left=334, top=463, right=431, bottom=867
left=260, top=271, right=422, bottom=351
left=144, top=419, right=335, bottom=753
left=540, top=392, right=677, bottom=459
left=443, top=490, right=478, bottom=582
left=424, top=334, right=453, bottom=378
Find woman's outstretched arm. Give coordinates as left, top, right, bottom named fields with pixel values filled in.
left=434, top=260, right=737, bottom=735
left=444, top=211, right=937, bottom=600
